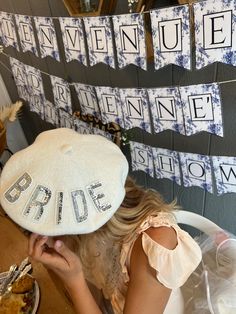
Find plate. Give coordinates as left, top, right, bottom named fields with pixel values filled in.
left=0, top=271, right=40, bottom=314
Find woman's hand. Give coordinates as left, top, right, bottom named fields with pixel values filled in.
left=29, top=234, right=102, bottom=314
left=28, top=233, right=84, bottom=290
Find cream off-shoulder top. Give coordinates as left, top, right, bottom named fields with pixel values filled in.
left=82, top=212, right=202, bottom=314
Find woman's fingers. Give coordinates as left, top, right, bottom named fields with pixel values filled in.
left=28, top=233, right=48, bottom=258
left=28, top=235, right=83, bottom=287
left=28, top=235, right=67, bottom=268
left=28, top=233, right=39, bottom=255
left=33, top=236, right=49, bottom=258
left=54, top=240, right=75, bottom=261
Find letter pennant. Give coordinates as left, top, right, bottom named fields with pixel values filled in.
left=150, top=5, right=191, bottom=70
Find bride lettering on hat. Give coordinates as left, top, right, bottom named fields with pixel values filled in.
left=4, top=172, right=111, bottom=224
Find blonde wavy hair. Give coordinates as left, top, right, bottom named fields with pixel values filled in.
left=103, top=176, right=177, bottom=241
left=67, top=176, right=178, bottom=264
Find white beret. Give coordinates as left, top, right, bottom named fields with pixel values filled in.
left=0, top=128, right=129, bottom=236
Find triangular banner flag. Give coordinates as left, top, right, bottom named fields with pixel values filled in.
left=119, top=88, right=151, bottom=132
left=150, top=5, right=191, bottom=70
left=15, top=14, right=38, bottom=56
left=0, top=12, right=19, bottom=51
left=44, top=100, right=59, bottom=127
left=130, top=141, right=154, bottom=177
left=147, top=87, right=185, bottom=134
left=179, top=151, right=213, bottom=193
left=212, top=156, right=236, bottom=195
left=59, top=17, right=87, bottom=65
left=83, top=16, right=115, bottom=68
left=112, top=13, right=147, bottom=70
left=50, top=75, right=73, bottom=114
left=34, top=16, right=60, bottom=61
left=179, top=83, right=223, bottom=136
left=74, top=83, right=100, bottom=118
left=194, top=0, right=236, bottom=69
left=95, top=86, right=124, bottom=127
left=74, top=118, right=93, bottom=134
left=152, top=147, right=181, bottom=185
left=58, top=109, right=74, bottom=128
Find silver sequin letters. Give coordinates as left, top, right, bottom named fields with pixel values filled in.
left=87, top=181, right=111, bottom=212
left=23, top=185, right=51, bottom=221
left=5, top=173, right=32, bottom=203
left=56, top=192, right=63, bottom=224
left=71, top=190, right=88, bottom=223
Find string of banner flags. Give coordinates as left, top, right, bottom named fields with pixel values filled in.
left=7, top=54, right=224, bottom=137
left=2, top=52, right=236, bottom=195
left=130, top=140, right=236, bottom=196
left=0, top=0, right=235, bottom=71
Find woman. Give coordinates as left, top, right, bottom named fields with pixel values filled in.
left=0, top=128, right=201, bottom=314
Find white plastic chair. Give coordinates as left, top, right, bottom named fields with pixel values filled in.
left=174, top=210, right=223, bottom=236
left=174, top=210, right=236, bottom=314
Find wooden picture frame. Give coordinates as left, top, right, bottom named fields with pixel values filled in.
left=131, top=0, right=154, bottom=13
left=63, top=0, right=117, bottom=17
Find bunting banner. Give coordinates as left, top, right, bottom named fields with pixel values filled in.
left=74, top=117, right=93, bottom=134
left=59, top=17, right=87, bottom=65
left=9, top=57, right=28, bottom=97
left=150, top=5, right=191, bottom=70
left=34, top=16, right=60, bottom=61
left=212, top=156, right=236, bottom=195
left=119, top=88, right=151, bottom=132
left=15, top=14, right=38, bottom=56
left=44, top=100, right=59, bottom=127
left=24, top=63, right=46, bottom=118
left=1, top=4, right=236, bottom=70
left=179, top=83, right=223, bottom=136
left=9, top=57, right=225, bottom=137
left=83, top=16, right=115, bottom=68
left=0, top=12, right=19, bottom=51
left=112, top=13, right=147, bottom=70
left=194, top=0, right=236, bottom=69
left=95, top=86, right=124, bottom=127
left=147, top=87, right=185, bottom=135
left=10, top=57, right=45, bottom=117
left=130, top=141, right=154, bottom=177
left=179, top=152, right=213, bottom=193
left=129, top=140, right=236, bottom=194
left=29, top=95, right=45, bottom=118
left=8, top=59, right=235, bottom=196
left=50, top=75, right=73, bottom=114
left=3, top=7, right=236, bottom=197
left=74, top=83, right=100, bottom=118
left=152, top=147, right=181, bottom=185
left=58, top=109, right=74, bottom=128
left=24, top=63, right=45, bottom=97
left=73, top=117, right=112, bottom=140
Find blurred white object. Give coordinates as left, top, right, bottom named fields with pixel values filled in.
left=0, top=74, right=11, bottom=105
left=174, top=210, right=236, bottom=314
left=174, top=210, right=223, bottom=236
left=0, top=74, right=28, bottom=154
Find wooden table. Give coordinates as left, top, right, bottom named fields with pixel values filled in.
left=0, top=211, right=75, bottom=314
